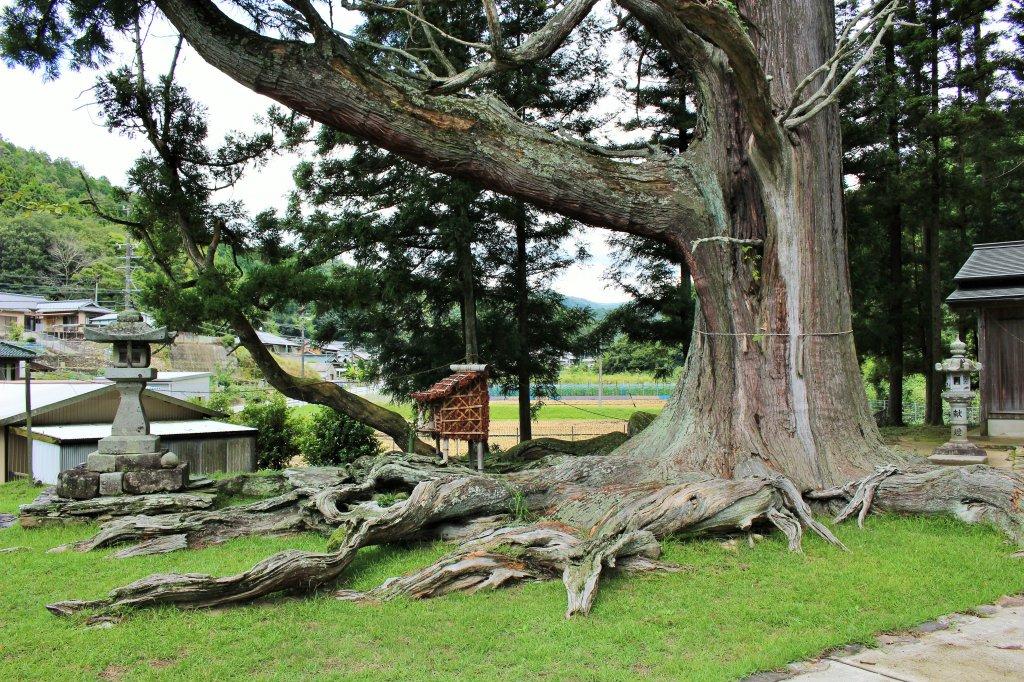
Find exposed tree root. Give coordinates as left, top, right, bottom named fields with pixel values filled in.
left=60, top=491, right=310, bottom=556
left=40, top=447, right=1024, bottom=620
left=810, top=464, right=1024, bottom=543
left=19, top=488, right=216, bottom=527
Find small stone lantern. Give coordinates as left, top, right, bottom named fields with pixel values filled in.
left=56, top=309, right=189, bottom=500
left=929, top=337, right=987, bottom=465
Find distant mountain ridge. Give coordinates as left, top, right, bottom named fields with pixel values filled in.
left=561, top=295, right=622, bottom=316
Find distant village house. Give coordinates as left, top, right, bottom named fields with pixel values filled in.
left=0, top=292, right=114, bottom=338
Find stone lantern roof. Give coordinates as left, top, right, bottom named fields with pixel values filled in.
left=84, top=309, right=175, bottom=344
left=934, top=336, right=982, bottom=374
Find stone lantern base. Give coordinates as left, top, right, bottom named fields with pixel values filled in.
left=56, top=453, right=189, bottom=499
left=928, top=441, right=988, bottom=466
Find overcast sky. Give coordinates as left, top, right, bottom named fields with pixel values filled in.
left=0, top=8, right=630, bottom=303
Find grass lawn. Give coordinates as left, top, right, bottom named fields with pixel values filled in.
left=1, top=480, right=1021, bottom=681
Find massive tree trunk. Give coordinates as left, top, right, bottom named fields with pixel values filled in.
left=616, top=0, right=888, bottom=490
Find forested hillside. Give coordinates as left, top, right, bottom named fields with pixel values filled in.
left=0, top=137, right=128, bottom=305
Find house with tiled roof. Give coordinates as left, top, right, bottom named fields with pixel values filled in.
left=0, top=291, right=114, bottom=338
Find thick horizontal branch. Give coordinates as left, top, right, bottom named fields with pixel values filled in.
left=154, top=0, right=712, bottom=244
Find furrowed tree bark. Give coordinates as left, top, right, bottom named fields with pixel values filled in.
left=514, top=203, right=532, bottom=442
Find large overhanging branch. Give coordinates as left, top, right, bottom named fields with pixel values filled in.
left=154, top=0, right=714, bottom=245
left=780, top=0, right=900, bottom=130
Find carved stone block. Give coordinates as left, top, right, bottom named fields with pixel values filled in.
left=122, top=464, right=189, bottom=495
left=56, top=468, right=100, bottom=500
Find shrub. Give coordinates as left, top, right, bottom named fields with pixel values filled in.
left=234, top=394, right=300, bottom=469
left=297, top=406, right=380, bottom=466
left=6, top=322, right=23, bottom=341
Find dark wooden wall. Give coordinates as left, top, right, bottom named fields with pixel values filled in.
left=979, top=305, right=1024, bottom=432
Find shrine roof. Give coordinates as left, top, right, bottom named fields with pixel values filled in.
left=948, top=240, right=1024, bottom=305
left=410, top=371, right=486, bottom=403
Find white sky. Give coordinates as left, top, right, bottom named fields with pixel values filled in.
left=0, top=7, right=630, bottom=303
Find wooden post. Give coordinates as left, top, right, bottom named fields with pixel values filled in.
left=24, top=360, right=32, bottom=473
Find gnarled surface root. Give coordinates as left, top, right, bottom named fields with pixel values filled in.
left=63, top=491, right=308, bottom=556
left=562, top=475, right=847, bottom=617
left=336, top=522, right=681, bottom=604
left=47, top=473, right=515, bottom=617
left=811, top=464, right=1024, bottom=544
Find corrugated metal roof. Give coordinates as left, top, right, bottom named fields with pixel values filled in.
left=35, top=299, right=114, bottom=314
left=953, top=240, right=1024, bottom=282
left=24, top=419, right=256, bottom=442
left=0, top=381, right=224, bottom=424
left=256, top=330, right=299, bottom=347
left=947, top=283, right=1024, bottom=304
left=0, top=382, right=109, bottom=422
left=0, top=341, right=37, bottom=359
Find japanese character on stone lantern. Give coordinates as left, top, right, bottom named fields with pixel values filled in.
left=929, top=337, right=987, bottom=465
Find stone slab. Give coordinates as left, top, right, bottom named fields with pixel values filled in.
left=56, top=469, right=100, bottom=500
left=98, top=472, right=124, bottom=496
left=789, top=605, right=1024, bottom=682
left=104, top=367, right=157, bottom=380
left=87, top=452, right=164, bottom=472
left=122, top=464, right=189, bottom=495
left=97, top=435, right=162, bottom=455
left=928, top=452, right=989, bottom=466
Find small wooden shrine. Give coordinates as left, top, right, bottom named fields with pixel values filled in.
left=411, top=363, right=489, bottom=470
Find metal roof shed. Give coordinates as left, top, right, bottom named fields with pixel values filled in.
left=946, top=240, right=1024, bottom=437
left=0, top=381, right=256, bottom=483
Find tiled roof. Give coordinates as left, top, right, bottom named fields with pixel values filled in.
left=0, top=292, right=114, bottom=315
left=947, top=284, right=1024, bottom=304
left=35, top=299, right=114, bottom=314
left=948, top=241, right=1024, bottom=305
left=953, top=240, right=1024, bottom=282
left=0, top=341, right=37, bottom=359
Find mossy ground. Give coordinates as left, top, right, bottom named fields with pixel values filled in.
left=1, top=479, right=1021, bottom=680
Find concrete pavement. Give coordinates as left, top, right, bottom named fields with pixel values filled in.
left=753, top=597, right=1024, bottom=681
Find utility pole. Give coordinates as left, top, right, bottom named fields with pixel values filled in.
left=300, top=316, right=306, bottom=378
left=122, top=238, right=135, bottom=309
left=94, top=279, right=99, bottom=306
left=24, top=359, right=32, bottom=470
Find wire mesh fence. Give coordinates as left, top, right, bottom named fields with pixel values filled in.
left=490, top=383, right=676, bottom=399
left=867, top=399, right=980, bottom=426
left=377, top=419, right=628, bottom=455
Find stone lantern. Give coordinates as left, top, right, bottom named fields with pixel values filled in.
left=929, top=336, right=987, bottom=465
left=56, top=309, right=189, bottom=499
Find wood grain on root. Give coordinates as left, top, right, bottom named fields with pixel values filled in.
left=812, top=464, right=1024, bottom=544
left=19, top=488, right=216, bottom=527
left=336, top=522, right=681, bottom=604
left=63, top=491, right=310, bottom=556
left=46, top=474, right=515, bottom=617
left=562, top=475, right=845, bottom=617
